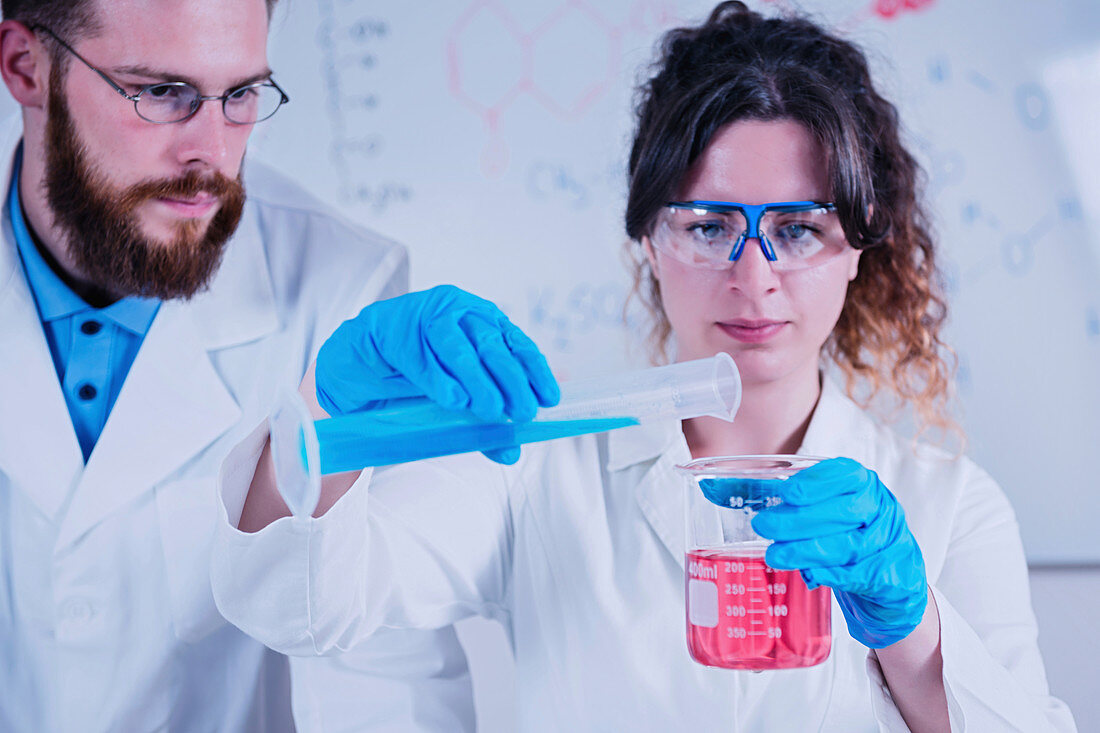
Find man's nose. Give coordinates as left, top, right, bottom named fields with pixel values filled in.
left=172, top=100, right=231, bottom=169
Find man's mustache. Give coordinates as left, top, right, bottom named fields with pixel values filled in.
left=117, top=170, right=244, bottom=210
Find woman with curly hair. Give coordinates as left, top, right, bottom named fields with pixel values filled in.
left=214, top=2, right=1075, bottom=730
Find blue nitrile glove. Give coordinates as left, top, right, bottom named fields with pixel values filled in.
left=315, top=285, right=560, bottom=465
left=701, top=457, right=927, bottom=648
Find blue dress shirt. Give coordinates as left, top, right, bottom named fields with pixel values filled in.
left=10, top=149, right=159, bottom=461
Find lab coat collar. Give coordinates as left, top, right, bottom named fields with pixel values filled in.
left=0, top=115, right=24, bottom=304
left=796, top=375, right=879, bottom=466
left=0, top=162, right=84, bottom=519
left=0, top=115, right=279, bottom=543
left=0, top=117, right=84, bottom=521
left=616, top=374, right=878, bottom=571
left=179, top=175, right=279, bottom=350
left=57, top=302, right=245, bottom=547
left=606, top=418, right=684, bottom=473
left=606, top=419, right=693, bottom=569
left=56, top=191, right=276, bottom=548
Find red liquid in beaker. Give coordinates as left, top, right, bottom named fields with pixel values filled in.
left=685, top=547, right=831, bottom=670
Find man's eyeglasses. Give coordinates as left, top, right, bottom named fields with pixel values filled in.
left=33, top=25, right=289, bottom=125
left=649, top=200, right=850, bottom=272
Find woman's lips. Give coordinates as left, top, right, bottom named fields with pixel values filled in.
left=156, top=192, right=219, bottom=218
left=717, top=319, right=788, bottom=343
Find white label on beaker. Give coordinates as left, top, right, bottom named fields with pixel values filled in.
left=688, top=579, right=719, bottom=628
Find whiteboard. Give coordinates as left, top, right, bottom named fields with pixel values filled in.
left=8, top=0, right=1100, bottom=563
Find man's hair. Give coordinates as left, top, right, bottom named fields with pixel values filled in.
left=1, top=0, right=99, bottom=41
left=3, top=0, right=280, bottom=74
left=1, top=0, right=280, bottom=42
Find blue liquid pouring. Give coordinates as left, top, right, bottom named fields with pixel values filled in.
left=305, top=400, right=639, bottom=474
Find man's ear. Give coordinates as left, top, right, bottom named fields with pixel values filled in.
left=0, top=21, right=49, bottom=109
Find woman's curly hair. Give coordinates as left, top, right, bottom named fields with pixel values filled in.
left=624, top=1, right=957, bottom=440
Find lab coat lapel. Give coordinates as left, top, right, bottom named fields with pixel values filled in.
left=0, top=227, right=84, bottom=520
left=55, top=202, right=277, bottom=549
left=797, top=377, right=877, bottom=464
left=56, top=304, right=241, bottom=548
left=610, top=421, right=694, bottom=569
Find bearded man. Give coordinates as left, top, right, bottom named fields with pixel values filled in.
left=0, top=1, right=475, bottom=730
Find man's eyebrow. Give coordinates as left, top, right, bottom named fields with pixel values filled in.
left=111, top=65, right=274, bottom=90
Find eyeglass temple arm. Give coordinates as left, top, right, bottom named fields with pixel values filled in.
left=30, top=24, right=140, bottom=102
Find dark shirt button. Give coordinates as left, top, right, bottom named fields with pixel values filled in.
left=77, top=384, right=97, bottom=401
left=80, top=320, right=102, bottom=335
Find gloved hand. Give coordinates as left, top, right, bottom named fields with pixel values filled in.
left=702, top=457, right=927, bottom=648
left=315, top=285, right=560, bottom=464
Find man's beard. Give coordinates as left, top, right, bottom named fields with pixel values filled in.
left=43, top=68, right=246, bottom=301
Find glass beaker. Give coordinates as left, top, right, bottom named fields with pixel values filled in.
left=676, top=455, right=832, bottom=670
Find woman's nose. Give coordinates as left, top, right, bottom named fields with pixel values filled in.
left=725, top=235, right=781, bottom=296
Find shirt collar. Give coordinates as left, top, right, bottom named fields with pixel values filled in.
left=9, top=145, right=159, bottom=335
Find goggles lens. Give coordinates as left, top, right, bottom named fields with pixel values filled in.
left=651, top=203, right=850, bottom=271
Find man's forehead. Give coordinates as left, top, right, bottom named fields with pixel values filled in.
left=88, top=0, right=269, bottom=28
left=83, top=0, right=270, bottom=78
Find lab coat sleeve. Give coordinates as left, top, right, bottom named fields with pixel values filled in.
left=213, top=423, right=482, bottom=732
left=212, top=426, right=518, bottom=658
left=241, top=194, right=478, bottom=729
left=863, top=468, right=1077, bottom=732
left=212, top=421, right=376, bottom=655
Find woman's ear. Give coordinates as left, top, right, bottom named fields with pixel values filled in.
left=641, top=236, right=660, bottom=280
left=848, top=248, right=862, bottom=281
left=847, top=202, right=872, bottom=280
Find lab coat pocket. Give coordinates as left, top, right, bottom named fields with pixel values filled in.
left=155, top=477, right=225, bottom=642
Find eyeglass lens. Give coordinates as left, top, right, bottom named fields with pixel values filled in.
left=137, top=82, right=285, bottom=124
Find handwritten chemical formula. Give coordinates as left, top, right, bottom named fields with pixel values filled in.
left=317, top=0, right=414, bottom=212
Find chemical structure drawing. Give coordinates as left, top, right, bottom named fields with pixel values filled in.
left=955, top=351, right=971, bottom=392
left=528, top=281, right=643, bottom=353
left=871, top=0, right=936, bottom=19
left=1088, top=307, right=1100, bottom=340
left=445, top=0, right=680, bottom=176
left=915, top=29, right=1076, bottom=291
left=927, top=49, right=1053, bottom=135
left=834, top=0, right=936, bottom=30
left=1015, top=83, right=1051, bottom=132
left=527, top=162, right=591, bottom=209
left=317, top=0, right=413, bottom=211
left=950, top=197, right=1081, bottom=284
left=763, top=0, right=937, bottom=32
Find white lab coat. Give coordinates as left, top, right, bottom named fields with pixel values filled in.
left=213, top=375, right=1078, bottom=732
left=0, top=116, right=474, bottom=732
